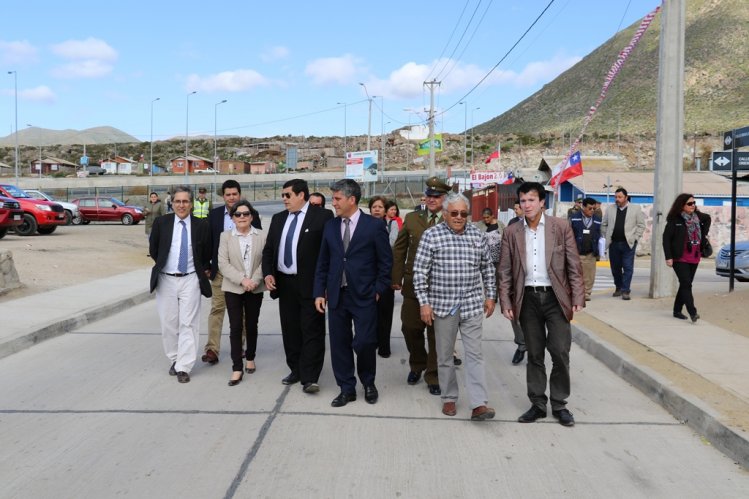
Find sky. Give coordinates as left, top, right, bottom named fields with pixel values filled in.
left=1, top=0, right=661, bottom=145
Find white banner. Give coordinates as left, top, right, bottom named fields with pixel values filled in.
left=345, top=150, right=378, bottom=183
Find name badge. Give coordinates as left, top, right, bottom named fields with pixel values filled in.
left=583, top=229, right=590, bottom=234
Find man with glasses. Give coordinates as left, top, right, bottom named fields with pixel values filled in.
left=392, top=177, right=450, bottom=396
left=415, top=195, right=427, bottom=212
left=263, top=179, right=333, bottom=392
left=202, top=180, right=261, bottom=365
left=569, top=197, right=602, bottom=301
left=413, top=192, right=497, bottom=420
left=149, top=186, right=212, bottom=384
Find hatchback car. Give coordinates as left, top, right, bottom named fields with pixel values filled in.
left=715, top=241, right=749, bottom=282
left=72, top=196, right=144, bottom=225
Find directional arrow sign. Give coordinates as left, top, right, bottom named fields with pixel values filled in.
left=713, top=151, right=732, bottom=170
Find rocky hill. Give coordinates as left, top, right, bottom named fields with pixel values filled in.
left=0, top=126, right=139, bottom=147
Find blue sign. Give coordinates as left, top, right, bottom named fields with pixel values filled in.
left=80, top=155, right=89, bottom=166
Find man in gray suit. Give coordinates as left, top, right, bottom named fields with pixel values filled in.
left=498, top=182, right=584, bottom=427
left=600, top=187, right=645, bottom=301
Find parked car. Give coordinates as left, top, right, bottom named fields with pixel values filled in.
left=0, top=184, right=67, bottom=236
left=197, top=168, right=217, bottom=174
left=715, top=241, right=749, bottom=282
left=72, top=196, right=144, bottom=225
left=0, top=194, right=24, bottom=239
left=81, top=165, right=106, bottom=175
left=24, top=189, right=81, bottom=225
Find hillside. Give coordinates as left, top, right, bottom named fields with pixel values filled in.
left=477, top=0, right=749, bottom=136
left=0, top=126, right=139, bottom=147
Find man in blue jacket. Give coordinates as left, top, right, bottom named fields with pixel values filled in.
left=569, top=197, right=601, bottom=301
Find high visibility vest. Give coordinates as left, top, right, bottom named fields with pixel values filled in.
left=193, top=199, right=210, bottom=218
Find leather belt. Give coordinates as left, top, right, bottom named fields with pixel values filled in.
left=161, top=271, right=195, bottom=277
left=525, top=286, right=552, bottom=292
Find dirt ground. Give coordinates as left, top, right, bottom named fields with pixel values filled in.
left=1, top=223, right=747, bottom=339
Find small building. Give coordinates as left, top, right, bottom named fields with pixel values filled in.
left=170, top=154, right=214, bottom=174
left=215, top=159, right=250, bottom=174
left=31, top=157, right=78, bottom=176
left=249, top=161, right=277, bottom=174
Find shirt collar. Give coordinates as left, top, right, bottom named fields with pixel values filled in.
left=231, top=226, right=258, bottom=237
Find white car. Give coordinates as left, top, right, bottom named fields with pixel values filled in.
left=24, top=189, right=82, bottom=225
left=197, top=168, right=217, bottom=174
left=715, top=241, right=749, bottom=282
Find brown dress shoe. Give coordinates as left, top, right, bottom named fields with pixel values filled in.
left=471, top=405, right=496, bottom=421
left=201, top=349, right=219, bottom=364
left=442, top=402, right=457, bottom=416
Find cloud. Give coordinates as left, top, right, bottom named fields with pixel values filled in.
left=506, top=54, right=582, bottom=86
left=304, top=54, right=365, bottom=85
left=20, top=85, right=56, bottom=103
left=260, top=46, right=289, bottom=62
left=185, top=69, right=270, bottom=92
left=49, top=37, right=117, bottom=79
left=0, top=40, right=38, bottom=65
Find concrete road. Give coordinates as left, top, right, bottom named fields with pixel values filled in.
left=1, top=296, right=748, bottom=498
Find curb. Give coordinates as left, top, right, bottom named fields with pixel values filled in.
left=0, top=290, right=153, bottom=361
left=572, top=321, right=749, bottom=469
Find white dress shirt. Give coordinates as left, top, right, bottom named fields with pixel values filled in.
left=277, top=202, right=309, bottom=274
left=523, top=214, right=552, bottom=287
left=164, top=215, right=195, bottom=274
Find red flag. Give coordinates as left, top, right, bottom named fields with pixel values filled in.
left=549, top=151, right=583, bottom=188
left=484, top=150, right=500, bottom=164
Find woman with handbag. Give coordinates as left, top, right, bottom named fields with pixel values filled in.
left=662, top=193, right=711, bottom=323
left=218, top=200, right=267, bottom=385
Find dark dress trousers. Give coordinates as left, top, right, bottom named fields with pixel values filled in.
left=313, top=211, right=393, bottom=394
left=262, top=205, right=334, bottom=384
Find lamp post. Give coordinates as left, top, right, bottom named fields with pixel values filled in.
left=471, top=107, right=480, bottom=168
left=150, top=97, right=160, bottom=177
left=214, top=99, right=227, bottom=173
left=459, top=101, right=467, bottom=170
left=381, top=121, right=391, bottom=173
left=185, top=90, right=197, bottom=182
left=8, top=71, right=18, bottom=185
left=26, top=124, right=41, bottom=178
left=336, top=101, right=348, bottom=155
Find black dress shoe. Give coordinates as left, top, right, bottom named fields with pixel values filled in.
left=378, top=350, right=391, bottom=358
left=552, top=408, right=575, bottom=427
left=228, top=372, right=243, bottom=386
left=427, top=384, right=441, bottom=396
left=282, top=373, right=300, bottom=385
left=673, top=312, right=688, bottom=320
left=511, top=349, right=526, bottom=365
left=331, top=392, right=357, bottom=407
left=245, top=360, right=256, bottom=374
left=518, top=405, right=547, bottom=423
left=690, top=313, right=700, bottom=323
left=407, top=371, right=421, bottom=385
left=453, top=355, right=462, bottom=366
left=176, top=371, right=190, bottom=383
left=169, top=362, right=177, bottom=376
left=364, top=385, right=379, bottom=404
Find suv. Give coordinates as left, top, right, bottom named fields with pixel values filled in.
left=0, top=184, right=66, bottom=236
left=0, top=194, right=24, bottom=239
left=24, top=189, right=81, bottom=225
left=72, top=196, right=144, bottom=225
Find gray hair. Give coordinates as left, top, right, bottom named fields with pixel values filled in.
left=173, top=185, right=193, bottom=202
left=442, top=192, right=470, bottom=211
left=331, top=178, right=361, bottom=203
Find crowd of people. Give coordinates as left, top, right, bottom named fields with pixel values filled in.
left=146, top=175, right=709, bottom=426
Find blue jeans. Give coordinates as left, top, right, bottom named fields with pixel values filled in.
left=609, top=241, right=636, bottom=292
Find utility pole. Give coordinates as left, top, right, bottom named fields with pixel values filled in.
left=650, top=0, right=686, bottom=299
left=424, top=79, right=441, bottom=177
left=460, top=101, right=467, bottom=170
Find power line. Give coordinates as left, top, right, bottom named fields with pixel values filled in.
left=425, top=0, right=472, bottom=81
left=433, top=0, right=487, bottom=81
left=439, top=0, right=494, bottom=82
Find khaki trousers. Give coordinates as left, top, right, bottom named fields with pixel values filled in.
left=205, top=272, right=226, bottom=355
left=580, top=253, right=597, bottom=299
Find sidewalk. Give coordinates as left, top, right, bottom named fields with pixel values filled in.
left=2, top=266, right=748, bottom=469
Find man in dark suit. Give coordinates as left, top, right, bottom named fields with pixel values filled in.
left=149, top=186, right=212, bottom=384
left=498, top=182, right=585, bottom=426
left=262, top=179, right=333, bottom=393
left=314, top=179, right=392, bottom=407
left=202, top=179, right=261, bottom=364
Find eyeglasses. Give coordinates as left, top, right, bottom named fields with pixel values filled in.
left=685, top=201, right=696, bottom=206
left=281, top=192, right=293, bottom=199
left=233, top=211, right=252, bottom=218
left=448, top=210, right=469, bottom=218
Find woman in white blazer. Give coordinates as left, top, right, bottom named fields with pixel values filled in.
left=218, top=200, right=267, bottom=386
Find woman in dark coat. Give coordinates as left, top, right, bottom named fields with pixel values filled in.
left=662, top=193, right=711, bottom=322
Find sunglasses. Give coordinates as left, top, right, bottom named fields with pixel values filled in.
left=685, top=201, right=696, bottom=206
left=233, top=211, right=252, bottom=218
left=281, top=192, right=293, bottom=199
left=448, top=210, right=469, bottom=218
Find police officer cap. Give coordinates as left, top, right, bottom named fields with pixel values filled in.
left=424, top=177, right=450, bottom=196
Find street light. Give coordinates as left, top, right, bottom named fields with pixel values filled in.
left=26, top=124, right=41, bottom=179
left=214, top=99, right=227, bottom=173
left=381, top=121, right=391, bottom=173
left=336, top=102, right=348, bottom=155
left=185, top=91, right=197, bottom=182
left=459, top=101, right=467, bottom=170
left=150, top=97, right=160, bottom=177
left=8, top=71, right=18, bottom=185
left=471, top=107, right=480, bottom=168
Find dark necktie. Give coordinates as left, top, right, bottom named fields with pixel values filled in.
left=178, top=220, right=188, bottom=273
left=283, top=212, right=300, bottom=268
left=342, top=218, right=350, bottom=287
left=429, top=213, right=437, bottom=226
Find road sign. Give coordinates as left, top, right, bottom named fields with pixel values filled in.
left=724, top=131, right=733, bottom=150
left=733, top=125, right=749, bottom=149
left=712, top=150, right=749, bottom=171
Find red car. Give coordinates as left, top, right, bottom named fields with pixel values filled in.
left=0, top=194, right=24, bottom=239
left=72, top=196, right=144, bottom=225
left=0, top=184, right=67, bottom=236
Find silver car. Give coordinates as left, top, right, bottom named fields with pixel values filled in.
left=24, top=189, right=82, bottom=226
left=715, top=241, right=749, bottom=282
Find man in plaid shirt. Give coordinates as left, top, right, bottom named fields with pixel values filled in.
left=413, top=192, right=498, bottom=421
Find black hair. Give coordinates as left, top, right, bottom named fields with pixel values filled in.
left=221, top=179, right=241, bottom=194
left=666, top=193, right=695, bottom=222
left=283, top=179, right=310, bottom=200
left=516, top=182, right=546, bottom=201
left=229, top=199, right=254, bottom=218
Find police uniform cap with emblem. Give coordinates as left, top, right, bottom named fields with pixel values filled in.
left=424, top=176, right=451, bottom=196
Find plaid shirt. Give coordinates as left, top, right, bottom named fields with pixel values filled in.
left=413, top=221, right=497, bottom=318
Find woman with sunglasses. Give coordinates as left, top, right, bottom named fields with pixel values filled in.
left=662, top=193, right=711, bottom=323
left=218, top=199, right=267, bottom=385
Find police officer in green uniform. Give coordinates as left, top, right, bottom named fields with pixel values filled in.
left=193, top=187, right=212, bottom=219
left=392, top=177, right=451, bottom=396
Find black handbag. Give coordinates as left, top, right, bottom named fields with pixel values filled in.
left=701, top=238, right=713, bottom=258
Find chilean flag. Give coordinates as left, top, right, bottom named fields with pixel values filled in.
left=549, top=151, right=583, bottom=188
left=484, top=150, right=500, bottom=163
left=501, top=171, right=514, bottom=184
